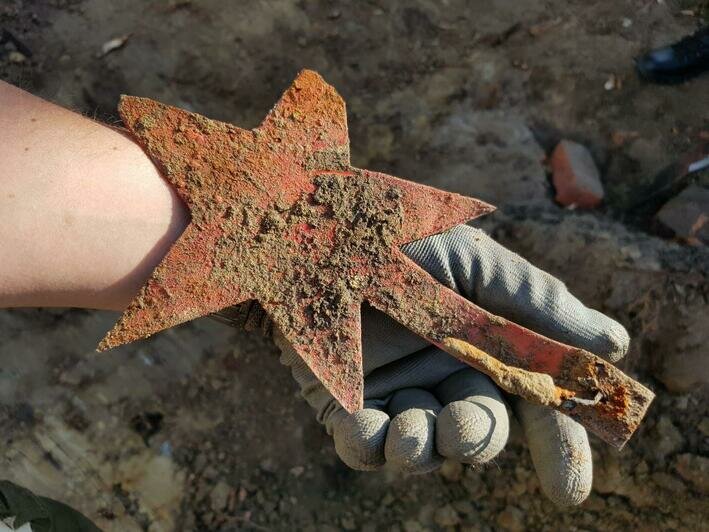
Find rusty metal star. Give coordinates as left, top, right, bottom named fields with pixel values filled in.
left=99, top=70, right=653, bottom=448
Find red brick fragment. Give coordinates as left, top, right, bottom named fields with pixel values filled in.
left=550, top=140, right=604, bottom=209
left=656, top=185, right=709, bottom=245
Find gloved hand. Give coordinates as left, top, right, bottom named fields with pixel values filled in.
left=270, top=225, right=629, bottom=506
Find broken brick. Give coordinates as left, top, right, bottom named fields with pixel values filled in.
left=656, top=185, right=709, bottom=245
left=550, top=140, right=604, bottom=209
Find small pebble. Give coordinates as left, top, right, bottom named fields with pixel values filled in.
left=8, top=51, right=26, bottom=63
left=434, top=504, right=460, bottom=527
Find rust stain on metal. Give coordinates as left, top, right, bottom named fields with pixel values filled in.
left=99, top=69, right=653, bottom=448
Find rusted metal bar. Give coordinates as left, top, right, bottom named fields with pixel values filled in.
left=365, top=253, right=653, bottom=448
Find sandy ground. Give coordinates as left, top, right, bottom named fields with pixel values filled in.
left=1, top=1, right=708, bottom=530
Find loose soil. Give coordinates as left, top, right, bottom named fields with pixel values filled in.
left=1, top=1, right=707, bottom=531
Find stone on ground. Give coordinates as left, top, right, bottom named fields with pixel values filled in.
left=656, top=185, right=709, bottom=245
left=675, top=454, right=709, bottom=493
left=550, top=140, right=604, bottom=208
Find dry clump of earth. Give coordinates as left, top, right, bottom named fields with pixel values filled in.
left=1, top=1, right=708, bottom=530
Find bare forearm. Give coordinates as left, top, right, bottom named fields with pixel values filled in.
left=0, top=81, right=188, bottom=310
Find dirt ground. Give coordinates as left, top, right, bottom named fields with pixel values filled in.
left=1, top=1, right=708, bottom=530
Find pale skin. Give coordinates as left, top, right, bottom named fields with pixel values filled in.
left=0, top=80, right=189, bottom=310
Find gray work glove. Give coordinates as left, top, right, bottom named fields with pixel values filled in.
left=274, top=225, right=629, bottom=506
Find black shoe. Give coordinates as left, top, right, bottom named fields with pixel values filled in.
left=635, top=25, right=709, bottom=84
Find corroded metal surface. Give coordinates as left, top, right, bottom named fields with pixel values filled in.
left=100, top=70, right=653, bottom=447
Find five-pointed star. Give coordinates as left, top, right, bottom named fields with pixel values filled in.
left=99, top=70, right=494, bottom=412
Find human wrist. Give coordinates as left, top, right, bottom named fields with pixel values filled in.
left=0, top=82, right=189, bottom=310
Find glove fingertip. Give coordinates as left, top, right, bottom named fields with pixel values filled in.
left=332, top=409, right=389, bottom=471
left=536, top=439, right=593, bottom=507
left=593, top=311, right=630, bottom=362
left=516, top=402, right=593, bottom=507
left=385, top=409, right=443, bottom=474
left=436, top=401, right=509, bottom=465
